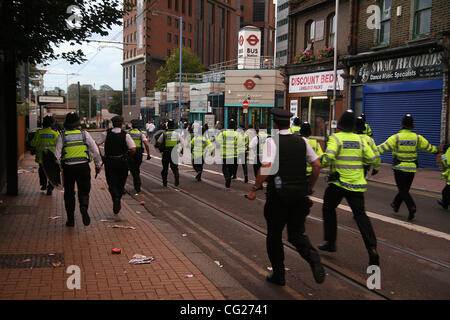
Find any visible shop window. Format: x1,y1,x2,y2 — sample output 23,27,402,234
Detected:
413,0,432,38
326,13,335,48
377,0,391,45
305,20,315,50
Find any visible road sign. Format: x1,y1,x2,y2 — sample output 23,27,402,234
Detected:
38,95,65,104
243,100,249,109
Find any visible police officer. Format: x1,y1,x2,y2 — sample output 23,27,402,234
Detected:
355,116,380,177
97,116,136,214
54,112,102,227
216,119,238,189
377,114,439,221
191,125,212,181
235,124,249,183
246,108,325,286
128,119,151,194
361,114,373,137
157,119,183,187
319,110,380,267
438,144,450,210
300,121,323,196
249,123,269,183
289,117,301,135
30,115,60,195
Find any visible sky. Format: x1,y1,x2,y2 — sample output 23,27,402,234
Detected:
40,0,278,94
39,22,124,92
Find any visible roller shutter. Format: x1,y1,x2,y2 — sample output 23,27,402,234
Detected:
362,79,442,168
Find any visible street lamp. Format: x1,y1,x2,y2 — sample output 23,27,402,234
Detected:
152,10,183,127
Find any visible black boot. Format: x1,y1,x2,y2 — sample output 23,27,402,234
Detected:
113,198,121,214
408,206,416,221
266,271,285,286
174,175,179,186
66,212,75,227
437,199,449,210
368,248,380,266
308,250,326,284
80,206,90,226
390,202,399,213
318,242,337,252
195,172,202,181
244,176,248,183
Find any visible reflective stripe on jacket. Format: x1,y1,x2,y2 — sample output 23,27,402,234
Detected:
321,132,378,192
377,129,438,173
61,129,90,163
129,129,143,148
30,127,59,164
289,126,301,135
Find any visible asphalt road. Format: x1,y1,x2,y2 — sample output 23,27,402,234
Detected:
91,132,450,300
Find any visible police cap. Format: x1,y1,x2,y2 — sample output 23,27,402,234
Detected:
270,108,293,121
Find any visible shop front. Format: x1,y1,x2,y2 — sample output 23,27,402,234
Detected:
349,51,445,168
189,82,225,125
288,69,346,145
224,69,284,129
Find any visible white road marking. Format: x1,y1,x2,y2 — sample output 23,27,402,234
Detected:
148,154,450,242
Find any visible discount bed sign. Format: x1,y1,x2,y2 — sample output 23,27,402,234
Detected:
289,70,344,93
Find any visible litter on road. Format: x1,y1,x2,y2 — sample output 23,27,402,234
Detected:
128,254,154,265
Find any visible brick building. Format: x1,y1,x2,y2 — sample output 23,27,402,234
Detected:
284,0,351,147
122,0,243,122
343,0,450,168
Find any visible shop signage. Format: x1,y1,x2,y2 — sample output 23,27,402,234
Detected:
289,70,344,93
353,52,443,84
38,95,65,104
290,100,298,121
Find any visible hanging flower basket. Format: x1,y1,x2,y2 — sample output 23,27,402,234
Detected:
318,46,334,59
295,50,315,64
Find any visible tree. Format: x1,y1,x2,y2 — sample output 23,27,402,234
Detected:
108,91,123,115
0,0,132,194
155,46,205,91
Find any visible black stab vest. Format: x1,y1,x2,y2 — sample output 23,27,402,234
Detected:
105,129,128,157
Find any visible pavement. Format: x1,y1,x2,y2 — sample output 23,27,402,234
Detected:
0,152,444,300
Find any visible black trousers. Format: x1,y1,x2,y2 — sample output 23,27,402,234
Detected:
253,162,261,179
264,190,318,274
62,162,91,221
393,170,416,212
192,158,203,175
322,183,377,252
128,149,143,192
442,184,450,206
38,164,53,190
105,158,129,202
222,157,237,187
161,150,179,183
235,153,248,178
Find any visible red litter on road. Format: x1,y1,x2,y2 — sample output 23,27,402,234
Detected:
112,248,122,254
140,201,145,205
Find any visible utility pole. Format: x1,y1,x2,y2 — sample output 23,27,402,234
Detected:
77,81,81,116
331,0,339,134
88,85,91,124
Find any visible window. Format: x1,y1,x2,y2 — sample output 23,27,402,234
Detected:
207,2,214,25
168,0,171,8
377,0,391,44
414,0,432,38
326,13,336,47
188,23,192,32
189,0,192,16
188,39,192,48
276,34,288,43
305,20,315,48
174,34,178,44
182,0,185,13
167,33,172,42
168,16,171,26
253,0,265,22
175,0,179,11
277,18,288,27
167,49,171,57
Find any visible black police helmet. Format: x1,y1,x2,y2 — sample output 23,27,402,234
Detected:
337,110,356,132
293,117,300,126
64,112,80,129
355,116,366,134
131,119,140,128
167,119,175,129
300,122,312,137
361,113,366,122
228,119,236,129
42,115,55,128
402,114,414,129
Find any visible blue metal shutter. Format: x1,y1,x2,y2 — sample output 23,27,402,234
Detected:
362,79,442,168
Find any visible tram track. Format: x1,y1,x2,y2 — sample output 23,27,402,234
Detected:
137,167,391,300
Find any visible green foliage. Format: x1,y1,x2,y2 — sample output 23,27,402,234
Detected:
108,91,123,115
155,47,205,91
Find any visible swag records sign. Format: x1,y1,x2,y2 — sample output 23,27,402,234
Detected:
353,52,443,84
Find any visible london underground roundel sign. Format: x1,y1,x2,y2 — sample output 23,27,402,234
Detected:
247,34,259,46
238,35,244,46
244,79,256,90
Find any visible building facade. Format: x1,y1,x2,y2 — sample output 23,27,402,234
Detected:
284,0,351,147
343,0,450,168
275,0,290,66
122,0,242,122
